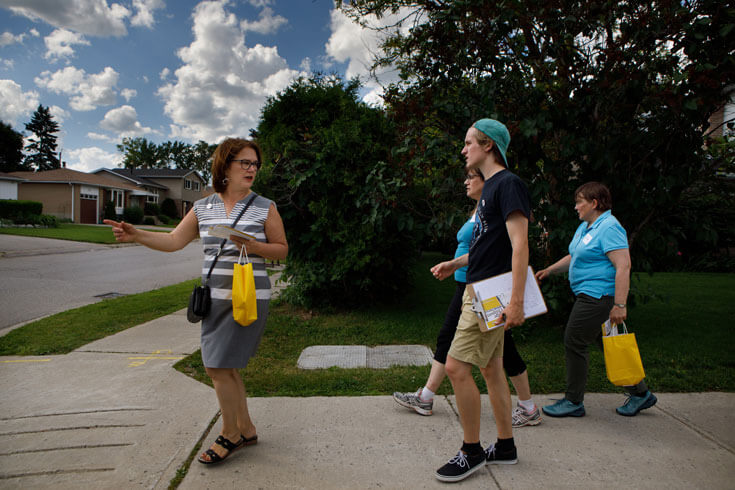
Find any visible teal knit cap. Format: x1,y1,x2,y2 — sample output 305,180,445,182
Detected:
473,118,510,167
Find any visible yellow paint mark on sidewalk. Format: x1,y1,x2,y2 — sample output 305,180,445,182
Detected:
128,350,183,367
1,359,52,363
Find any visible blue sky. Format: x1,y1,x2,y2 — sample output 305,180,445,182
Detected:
0,0,405,172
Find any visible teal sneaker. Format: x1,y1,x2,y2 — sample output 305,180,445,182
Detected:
616,391,657,417
542,398,585,417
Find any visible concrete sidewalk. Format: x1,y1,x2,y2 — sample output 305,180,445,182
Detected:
1,308,734,489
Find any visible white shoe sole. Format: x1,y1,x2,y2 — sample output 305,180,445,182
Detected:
392,395,432,416
435,461,486,482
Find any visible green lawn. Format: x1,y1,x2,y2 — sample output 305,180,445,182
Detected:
175,256,735,396
0,223,167,244
2,253,733,394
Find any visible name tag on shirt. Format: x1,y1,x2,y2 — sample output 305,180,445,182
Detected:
582,233,593,245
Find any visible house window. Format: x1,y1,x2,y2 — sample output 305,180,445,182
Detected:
184,179,192,190
193,181,200,191
146,189,159,203
112,190,123,208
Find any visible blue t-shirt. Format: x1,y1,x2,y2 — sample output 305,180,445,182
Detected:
453,214,476,283
568,210,628,298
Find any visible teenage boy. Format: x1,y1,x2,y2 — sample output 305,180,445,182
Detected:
435,119,530,483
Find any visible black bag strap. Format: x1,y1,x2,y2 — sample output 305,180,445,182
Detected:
204,193,257,283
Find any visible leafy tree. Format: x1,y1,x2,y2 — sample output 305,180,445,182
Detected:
117,137,163,169
0,121,28,172
255,75,420,308
23,105,60,171
342,0,735,287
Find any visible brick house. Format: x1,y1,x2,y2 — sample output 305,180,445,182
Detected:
8,168,139,223
93,168,207,218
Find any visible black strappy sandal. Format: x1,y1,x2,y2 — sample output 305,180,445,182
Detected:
197,435,245,465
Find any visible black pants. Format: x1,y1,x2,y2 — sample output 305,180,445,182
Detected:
564,293,647,403
435,282,527,376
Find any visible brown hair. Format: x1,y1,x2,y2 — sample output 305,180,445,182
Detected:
472,127,505,166
574,181,612,211
211,138,262,193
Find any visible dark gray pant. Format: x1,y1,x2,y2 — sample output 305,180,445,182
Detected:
565,293,647,403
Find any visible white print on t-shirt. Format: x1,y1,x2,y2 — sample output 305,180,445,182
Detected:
582,233,593,245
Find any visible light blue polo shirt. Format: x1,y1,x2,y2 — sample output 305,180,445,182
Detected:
454,214,476,283
568,210,628,298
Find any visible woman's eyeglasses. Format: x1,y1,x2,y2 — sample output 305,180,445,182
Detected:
231,159,261,171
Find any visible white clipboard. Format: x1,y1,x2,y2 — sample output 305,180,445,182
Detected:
467,266,547,332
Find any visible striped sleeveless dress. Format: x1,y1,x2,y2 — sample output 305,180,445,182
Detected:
193,192,273,368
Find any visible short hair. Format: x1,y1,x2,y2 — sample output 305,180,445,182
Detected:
575,181,612,211
211,138,262,193
472,127,505,166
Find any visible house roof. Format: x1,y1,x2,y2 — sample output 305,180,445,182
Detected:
133,168,205,182
0,172,27,182
8,168,139,191
93,168,169,190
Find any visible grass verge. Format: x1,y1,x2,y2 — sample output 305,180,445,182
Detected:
0,279,198,355
174,256,735,395
0,223,167,244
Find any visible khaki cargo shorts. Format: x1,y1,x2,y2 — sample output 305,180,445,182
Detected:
447,290,504,368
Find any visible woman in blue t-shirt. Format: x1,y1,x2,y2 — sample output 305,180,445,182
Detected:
393,169,541,428
536,182,656,417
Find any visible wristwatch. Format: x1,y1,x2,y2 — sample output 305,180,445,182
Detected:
614,303,626,308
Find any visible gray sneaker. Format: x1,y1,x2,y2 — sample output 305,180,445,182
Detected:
392,388,433,416
512,404,542,427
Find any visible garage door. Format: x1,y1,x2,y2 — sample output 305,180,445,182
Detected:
80,194,98,223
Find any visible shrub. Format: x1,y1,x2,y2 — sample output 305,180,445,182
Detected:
39,214,59,228
144,202,160,216
157,214,170,225
0,200,43,220
103,201,117,220
143,216,155,225
161,198,178,219
122,206,144,224
256,76,420,308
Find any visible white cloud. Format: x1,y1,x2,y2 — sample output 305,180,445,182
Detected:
247,0,273,7
159,67,170,80
44,28,90,61
325,8,417,104
158,0,303,142
29,28,40,37
99,104,153,137
1,0,131,37
0,79,40,126
1,59,14,70
130,0,165,28
35,65,119,111
240,7,287,35
121,88,136,101
48,104,70,123
0,31,25,47
65,146,121,172
87,131,116,142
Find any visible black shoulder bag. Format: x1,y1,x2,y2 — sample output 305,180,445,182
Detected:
187,194,257,323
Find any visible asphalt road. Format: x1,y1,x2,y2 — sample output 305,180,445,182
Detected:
0,234,202,332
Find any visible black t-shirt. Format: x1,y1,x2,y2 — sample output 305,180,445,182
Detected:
467,169,530,283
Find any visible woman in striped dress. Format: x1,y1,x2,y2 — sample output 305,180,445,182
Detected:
104,138,288,465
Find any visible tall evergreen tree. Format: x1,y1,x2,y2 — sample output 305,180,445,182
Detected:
24,105,60,171
0,121,28,172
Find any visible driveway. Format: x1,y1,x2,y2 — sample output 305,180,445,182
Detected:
0,235,202,332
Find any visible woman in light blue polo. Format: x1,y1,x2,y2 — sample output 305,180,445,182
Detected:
535,182,656,417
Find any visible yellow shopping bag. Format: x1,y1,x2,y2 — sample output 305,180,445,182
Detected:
601,321,645,386
232,245,257,326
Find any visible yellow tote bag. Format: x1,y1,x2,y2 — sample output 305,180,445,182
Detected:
232,245,257,326
601,321,645,386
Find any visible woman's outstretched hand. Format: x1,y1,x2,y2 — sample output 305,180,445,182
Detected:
103,219,138,243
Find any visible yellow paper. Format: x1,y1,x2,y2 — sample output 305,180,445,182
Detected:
232,262,257,326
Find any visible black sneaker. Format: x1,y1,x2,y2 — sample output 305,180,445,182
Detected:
435,450,487,482
485,443,518,465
